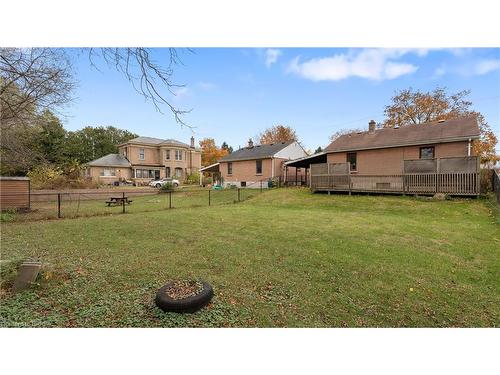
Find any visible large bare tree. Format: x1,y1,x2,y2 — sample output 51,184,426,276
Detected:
0,48,75,127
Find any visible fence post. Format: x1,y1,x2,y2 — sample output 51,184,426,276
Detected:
57,193,61,218
260,180,263,193
169,191,172,209
208,189,211,206
238,188,241,202
348,174,351,196
122,191,126,214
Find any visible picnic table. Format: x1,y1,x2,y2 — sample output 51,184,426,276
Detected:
106,196,133,206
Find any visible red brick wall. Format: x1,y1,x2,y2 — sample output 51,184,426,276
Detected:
327,141,473,174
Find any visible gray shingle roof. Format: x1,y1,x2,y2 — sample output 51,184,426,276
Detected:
86,154,131,167
220,142,292,162
128,136,190,147
325,117,480,153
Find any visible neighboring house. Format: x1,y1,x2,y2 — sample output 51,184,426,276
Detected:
324,117,480,174
214,139,307,188
86,136,202,185
287,117,481,195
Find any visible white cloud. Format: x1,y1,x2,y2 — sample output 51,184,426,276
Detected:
474,59,500,75
287,49,420,82
172,86,190,98
433,66,446,78
199,81,216,90
265,48,282,67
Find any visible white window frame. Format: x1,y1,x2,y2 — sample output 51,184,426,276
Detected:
101,168,116,177
165,149,170,160
175,149,182,161
139,148,145,160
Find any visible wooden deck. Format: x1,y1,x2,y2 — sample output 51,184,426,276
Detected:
310,159,480,196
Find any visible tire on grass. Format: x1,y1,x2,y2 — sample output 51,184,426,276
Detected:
155,281,213,313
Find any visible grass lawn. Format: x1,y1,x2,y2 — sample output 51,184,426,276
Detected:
1,189,499,327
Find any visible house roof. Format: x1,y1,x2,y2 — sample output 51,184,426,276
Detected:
219,142,293,162
325,117,480,153
126,136,191,148
86,154,131,167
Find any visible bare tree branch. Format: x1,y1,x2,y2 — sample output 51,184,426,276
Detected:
87,48,193,128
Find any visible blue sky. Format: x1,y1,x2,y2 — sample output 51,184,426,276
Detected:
65,48,500,152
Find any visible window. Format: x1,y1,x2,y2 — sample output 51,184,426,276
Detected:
175,150,182,160
166,167,171,177
347,152,357,171
256,160,262,174
139,148,145,160
241,181,246,187
165,150,170,160
135,169,159,179
227,162,233,175
122,148,127,158
100,168,116,177
420,146,435,159
175,167,183,178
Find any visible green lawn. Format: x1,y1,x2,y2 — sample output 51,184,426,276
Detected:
1,189,499,327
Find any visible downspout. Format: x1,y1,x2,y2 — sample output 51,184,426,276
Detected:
271,157,275,178
467,138,472,157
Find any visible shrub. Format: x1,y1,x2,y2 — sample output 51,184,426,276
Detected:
480,169,494,193
27,164,97,190
186,172,200,185
159,182,174,192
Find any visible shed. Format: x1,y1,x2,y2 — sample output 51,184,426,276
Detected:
0,177,30,210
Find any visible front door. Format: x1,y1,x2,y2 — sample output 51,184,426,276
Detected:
166,167,171,178
155,170,160,180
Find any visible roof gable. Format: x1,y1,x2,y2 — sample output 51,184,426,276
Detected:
220,142,293,162
325,117,480,153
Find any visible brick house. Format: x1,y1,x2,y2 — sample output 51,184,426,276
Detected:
286,117,481,195
324,117,480,175
203,139,307,188
86,136,202,185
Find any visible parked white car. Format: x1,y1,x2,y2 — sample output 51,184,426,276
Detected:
149,178,180,188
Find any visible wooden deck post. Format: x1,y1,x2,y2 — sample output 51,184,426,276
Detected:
122,191,126,213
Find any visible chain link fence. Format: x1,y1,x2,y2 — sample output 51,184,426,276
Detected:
1,187,264,222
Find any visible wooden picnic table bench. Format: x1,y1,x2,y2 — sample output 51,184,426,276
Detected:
106,196,133,206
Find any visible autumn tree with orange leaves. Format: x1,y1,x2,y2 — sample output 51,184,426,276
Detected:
383,87,498,165
199,138,229,166
258,125,298,145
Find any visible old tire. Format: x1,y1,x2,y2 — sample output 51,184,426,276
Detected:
155,281,213,313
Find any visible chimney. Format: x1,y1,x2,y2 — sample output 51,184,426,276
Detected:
368,120,376,133
248,138,254,148
190,136,195,148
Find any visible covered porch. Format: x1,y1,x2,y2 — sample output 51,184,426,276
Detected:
283,152,327,186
